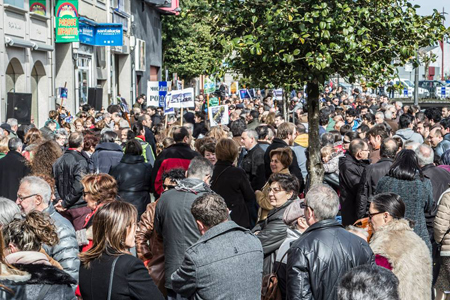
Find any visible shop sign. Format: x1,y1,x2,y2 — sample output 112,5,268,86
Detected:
55,0,79,43
95,25,123,46
30,0,46,15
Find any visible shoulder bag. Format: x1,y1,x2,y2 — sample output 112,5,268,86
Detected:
261,251,289,300
107,256,121,300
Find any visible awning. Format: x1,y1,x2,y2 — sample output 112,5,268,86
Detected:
33,42,54,52
5,37,34,49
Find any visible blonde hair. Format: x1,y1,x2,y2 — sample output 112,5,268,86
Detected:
320,146,335,158
81,174,118,205
0,136,9,153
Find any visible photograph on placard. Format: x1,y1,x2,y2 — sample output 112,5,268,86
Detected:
208,105,229,127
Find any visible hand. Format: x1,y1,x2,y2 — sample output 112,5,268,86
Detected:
54,200,67,212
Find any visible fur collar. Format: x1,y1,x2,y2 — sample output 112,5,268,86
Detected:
12,263,76,285
0,264,31,282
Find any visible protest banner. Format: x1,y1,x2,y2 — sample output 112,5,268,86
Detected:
147,81,159,107
208,105,229,127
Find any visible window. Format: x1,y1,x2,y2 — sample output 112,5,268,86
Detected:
4,0,24,8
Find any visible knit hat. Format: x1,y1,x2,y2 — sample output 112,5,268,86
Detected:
283,199,305,227
0,123,11,133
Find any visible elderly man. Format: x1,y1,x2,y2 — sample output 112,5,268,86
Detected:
16,176,80,281
428,128,450,159
6,118,18,139
171,193,263,299
0,138,30,200
287,184,374,300
241,129,266,191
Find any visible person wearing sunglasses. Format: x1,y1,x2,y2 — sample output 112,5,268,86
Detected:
369,192,432,300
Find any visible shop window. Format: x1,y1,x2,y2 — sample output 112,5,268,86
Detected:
4,0,24,8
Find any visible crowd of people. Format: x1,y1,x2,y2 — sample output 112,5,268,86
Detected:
0,87,449,299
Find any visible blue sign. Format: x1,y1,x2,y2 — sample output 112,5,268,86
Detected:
79,20,123,46
442,86,446,97
403,88,408,96
159,81,167,108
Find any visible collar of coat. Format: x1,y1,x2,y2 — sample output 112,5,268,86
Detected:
302,219,343,235
197,221,249,243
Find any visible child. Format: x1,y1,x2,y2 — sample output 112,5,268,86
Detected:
321,145,344,175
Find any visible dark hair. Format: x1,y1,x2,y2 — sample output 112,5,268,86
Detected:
366,124,389,140
340,124,352,136
195,111,206,121
250,110,259,120
380,138,398,159
124,139,143,155
172,126,190,143
441,149,450,165
346,108,358,117
82,104,91,112
132,122,145,137
370,192,405,220
101,131,118,143
83,134,100,151
357,124,370,135
348,139,367,157
68,132,83,148
162,168,186,184
267,173,299,200
296,124,307,134
388,149,424,181
399,114,413,129
319,112,329,126
321,132,334,146
362,113,375,125
270,147,293,168
441,117,450,130
200,142,216,156
338,264,400,300
230,119,246,137
424,107,442,123
191,193,229,228
215,138,239,163
256,125,269,139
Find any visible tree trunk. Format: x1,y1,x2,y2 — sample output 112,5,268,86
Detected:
306,81,324,187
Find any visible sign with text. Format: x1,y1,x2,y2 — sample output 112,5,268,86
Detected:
164,93,175,115
55,0,79,43
239,89,250,100
167,88,195,109
79,22,123,46
159,81,168,108
147,81,159,107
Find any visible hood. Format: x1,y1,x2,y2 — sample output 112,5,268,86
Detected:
95,142,123,152
175,178,212,194
294,133,309,148
6,251,51,266
395,128,415,140
120,153,145,164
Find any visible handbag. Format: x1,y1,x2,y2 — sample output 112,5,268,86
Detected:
261,251,288,300
107,256,121,300
353,217,373,242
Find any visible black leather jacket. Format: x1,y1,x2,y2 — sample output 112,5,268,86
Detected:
286,219,375,300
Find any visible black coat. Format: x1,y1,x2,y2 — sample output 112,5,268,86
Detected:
211,160,256,229
338,154,369,225
79,253,164,300
286,219,375,300
193,122,208,138
0,151,30,200
89,142,123,174
144,126,157,156
263,138,304,192
242,145,266,191
109,154,152,218
3,263,77,300
53,150,89,209
356,157,393,219
422,164,450,236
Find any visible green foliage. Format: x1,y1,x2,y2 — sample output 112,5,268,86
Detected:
207,0,448,88
162,0,225,82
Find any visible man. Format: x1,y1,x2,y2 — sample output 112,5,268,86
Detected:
0,123,11,136
111,109,130,128
356,138,398,219
440,117,450,144
40,119,57,141
17,176,80,281
442,107,450,119
148,106,162,126
428,128,450,158
366,124,389,164
89,131,123,173
171,193,263,299
155,157,214,299
139,113,157,155
292,124,309,179
274,113,285,128
394,114,424,144
263,122,304,192
246,110,260,130
339,139,370,225
424,107,442,131
0,138,30,200
6,118,18,139
374,112,385,125
152,126,200,196
338,265,400,300
345,108,360,132
287,184,374,300
416,144,450,285
384,108,398,133
256,125,273,152
53,132,91,231
134,95,146,110
241,129,266,191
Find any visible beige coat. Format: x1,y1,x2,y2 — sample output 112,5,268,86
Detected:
370,219,432,300
434,188,450,256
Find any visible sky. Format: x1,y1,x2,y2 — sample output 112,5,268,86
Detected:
411,0,449,26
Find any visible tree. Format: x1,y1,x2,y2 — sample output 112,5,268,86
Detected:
207,0,447,185
162,0,225,83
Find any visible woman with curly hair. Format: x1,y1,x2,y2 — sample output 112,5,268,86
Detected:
2,211,77,299
31,140,63,177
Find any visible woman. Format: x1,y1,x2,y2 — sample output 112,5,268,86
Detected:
84,116,95,130
31,140,63,177
200,142,217,165
0,135,8,159
22,128,42,161
369,193,432,300
256,147,292,222
434,187,450,299
375,150,433,251
79,201,164,300
74,119,84,133
252,173,299,275
110,139,152,218
2,211,76,299
211,138,256,229
83,134,100,158
80,173,118,252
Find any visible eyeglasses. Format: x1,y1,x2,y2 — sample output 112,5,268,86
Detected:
368,211,385,220
17,194,37,202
